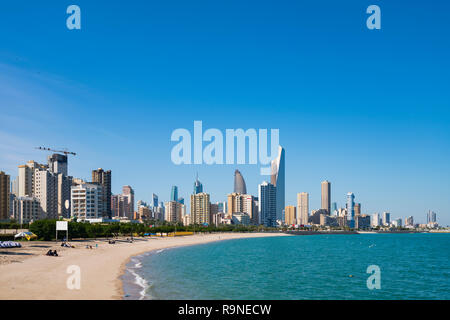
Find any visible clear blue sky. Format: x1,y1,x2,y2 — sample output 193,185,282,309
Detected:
0,1,449,225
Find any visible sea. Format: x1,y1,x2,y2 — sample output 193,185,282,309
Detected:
121,233,450,300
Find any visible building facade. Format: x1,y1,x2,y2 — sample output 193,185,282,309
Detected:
321,180,331,214
71,183,104,221
284,205,296,225
190,192,211,225
92,168,112,218
0,171,10,220
297,192,309,225
270,146,285,222
258,181,277,227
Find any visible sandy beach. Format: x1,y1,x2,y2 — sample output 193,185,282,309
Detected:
0,232,287,300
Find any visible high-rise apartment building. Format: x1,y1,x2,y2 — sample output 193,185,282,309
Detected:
284,205,296,225
321,180,331,214
258,181,277,227
18,160,47,197
13,196,41,224
372,213,380,227
190,192,211,224
48,154,68,176
71,183,104,221
354,203,361,216
34,169,58,219
297,192,309,225
92,168,112,218
122,185,135,219
0,171,10,220
165,201,184,223
270,146,285,222
227,193,257,224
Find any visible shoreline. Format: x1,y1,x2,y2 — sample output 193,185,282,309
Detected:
0,232,288,300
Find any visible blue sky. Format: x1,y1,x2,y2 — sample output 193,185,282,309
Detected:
0,0,449,225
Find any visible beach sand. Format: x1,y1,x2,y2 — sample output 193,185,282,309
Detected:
0,232,287,300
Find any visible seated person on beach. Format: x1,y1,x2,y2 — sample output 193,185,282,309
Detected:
53,250,58,256
46,250,53,256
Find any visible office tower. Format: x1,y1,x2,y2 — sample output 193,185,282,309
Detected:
13,197,41,224
190,192,211,224
270,146,285,222
34,169,58,219
0,171,10,220
355,214,371,229
427,210,436,223
405,216,414,226
152,193,158,208
346,192,355,228
321,180,331,214
165,201,183,223
18,160,47,197
171,186,178,202
285,205,296,225
372,213,380,227
92,168,112,218
193,174,203,194
382,212,391,225
331,202,337,215
178,197,184,205
258,181,277,227
47,153,68,176
71,183,104,221
234,169,247,194
297,192,309,225
354,203,361,216
122,185,135,219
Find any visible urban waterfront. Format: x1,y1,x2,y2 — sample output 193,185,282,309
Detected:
124,233,450,300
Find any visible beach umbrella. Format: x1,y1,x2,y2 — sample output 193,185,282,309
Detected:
14,231,37,241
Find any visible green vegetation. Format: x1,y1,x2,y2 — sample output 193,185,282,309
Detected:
28,219,279,241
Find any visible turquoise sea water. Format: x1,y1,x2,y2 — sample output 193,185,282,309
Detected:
123,233,450,300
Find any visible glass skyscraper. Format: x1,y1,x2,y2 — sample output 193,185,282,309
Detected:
346,192,355,228
258,181,277,227
270,146,285,222
193,174,203,194
171,186,178,202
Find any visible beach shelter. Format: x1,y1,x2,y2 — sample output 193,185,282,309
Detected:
14,231,37,241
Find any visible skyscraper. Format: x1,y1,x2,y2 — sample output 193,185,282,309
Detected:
152,193,159,208
297,192,309,225
258,181,277,227
227,193,257,224
233,169,247,194
346,192,355,228
165,201,183,223
427,210,436,223
171,186,178,202
270,146,285,222
47,154,68,176
382,212,390,225
0,171,10,221
354,203,361,216
122,185,135,219
321,180,331,214
190,192,211,225
331,202,338,215
372,213,380,227
71,183,104,221
34,169,58,219
92,168,112,218
193,174,203,194
284,205,296,225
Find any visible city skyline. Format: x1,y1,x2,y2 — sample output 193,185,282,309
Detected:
0,1,449,225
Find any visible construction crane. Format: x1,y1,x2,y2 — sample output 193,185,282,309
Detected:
35,146,77,156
